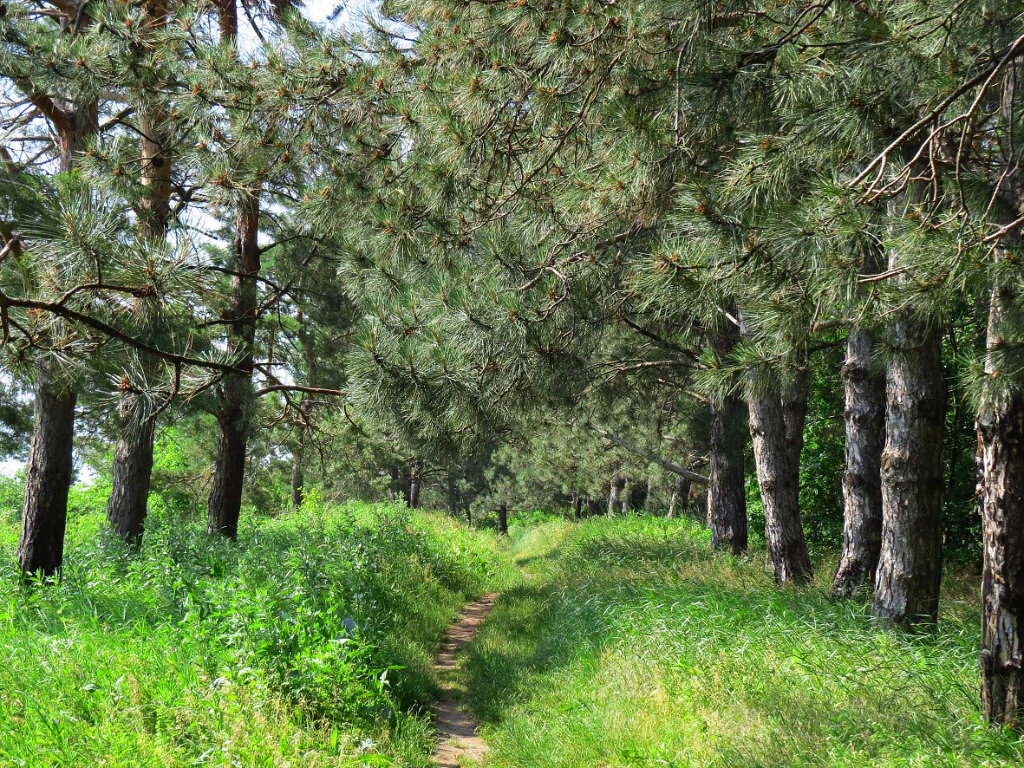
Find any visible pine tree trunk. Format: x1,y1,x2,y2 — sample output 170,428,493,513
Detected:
405,461,422,508
977,260,1024,726
708,394,748,553
572,492,583,520
290,445,304,509
497,503,509,535
18,86,95,576
207,196,260,539
872,309,946,626
668,475,691,520
608,471,624,515
105,407,156,543
18,373,76,579
107,13,171,543
833,326,885,597
747,375,813,584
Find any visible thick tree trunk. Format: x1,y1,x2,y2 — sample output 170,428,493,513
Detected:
872,312,946,626
207,196,260,539
747,374,813,584
977,262,1024,726
105,408,156,543
18,87,95,575
833,326,885,597
18,373,76,579
707,394,748,553
497,503,509,535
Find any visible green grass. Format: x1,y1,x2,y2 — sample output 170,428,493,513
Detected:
0,498,518,767
464,517,1024,768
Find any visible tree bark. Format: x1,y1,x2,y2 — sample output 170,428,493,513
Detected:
572,491,583,520
497,503,509,536
207,196,260,539
668,475,691,519
106,0,171,543
707,393,748,553
977,254,1024,726
106,408,156,543
608,471,624,515
747,372,813,584
833,325,885,597
872,311,946,626
17,373,76,579
290,445,304,509
18,70,96,576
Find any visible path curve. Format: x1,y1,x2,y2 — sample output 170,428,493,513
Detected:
431,593,499,767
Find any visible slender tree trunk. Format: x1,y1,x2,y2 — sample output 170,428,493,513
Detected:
707,394,748,553
106,2,171,543
406,461,422,508
290,444,304,509
668,475,691,519
497,504,509,536
977,251,1024,725
18,374,76,579
572,491,583,521
207,196,260,539
872,302,946,625
608,471,624,515
833,325,885,597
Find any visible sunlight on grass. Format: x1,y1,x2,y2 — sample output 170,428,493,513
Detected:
467,517,1024,768
0,500,518,767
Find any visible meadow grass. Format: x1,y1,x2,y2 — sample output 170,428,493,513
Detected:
464,516,1024,768
0,497,518,767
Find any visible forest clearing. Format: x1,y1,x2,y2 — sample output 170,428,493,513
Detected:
3,0,1024,765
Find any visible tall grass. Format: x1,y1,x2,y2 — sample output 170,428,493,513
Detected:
466,517,1024,768
0,498,518,767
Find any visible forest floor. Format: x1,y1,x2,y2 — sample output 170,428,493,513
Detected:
458,516,1024,768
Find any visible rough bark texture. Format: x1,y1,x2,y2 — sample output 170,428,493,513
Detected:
207,196,260,539
707,394,748,553
747,375,813,584
668,475,691,519
833,326,885,597
872,309,947,626
18,374,77,578
290,446,304,509
106,6,170,542
105,408,156,543
18,74,95,576
608,471,624,515
978,265,1024,726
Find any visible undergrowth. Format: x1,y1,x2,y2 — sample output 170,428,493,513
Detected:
466,517,1024,768
0,498,517,767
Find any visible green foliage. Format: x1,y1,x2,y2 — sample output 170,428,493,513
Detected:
0,498,516,766
464,519,1024,767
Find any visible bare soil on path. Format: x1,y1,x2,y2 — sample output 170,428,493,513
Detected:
431,593,500,767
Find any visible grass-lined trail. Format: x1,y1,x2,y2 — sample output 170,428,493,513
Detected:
458,518,1024,768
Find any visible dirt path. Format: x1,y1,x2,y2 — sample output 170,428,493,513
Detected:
431,593,499,767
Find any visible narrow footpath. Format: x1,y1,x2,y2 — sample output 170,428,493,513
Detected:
431,593,500,767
